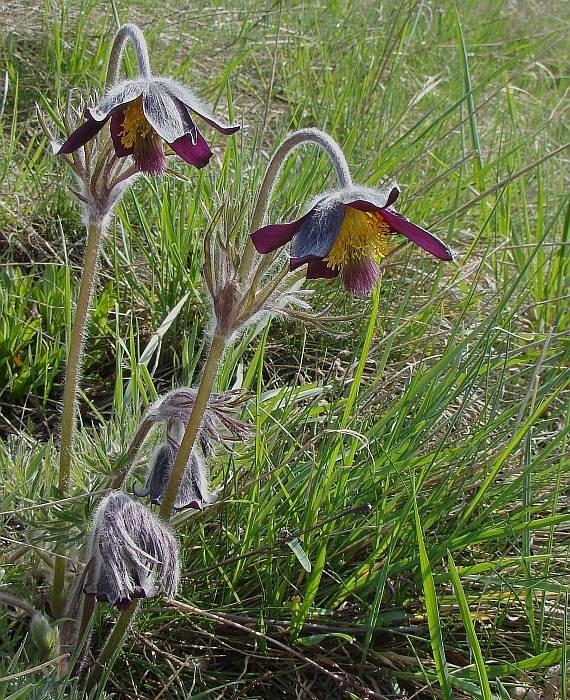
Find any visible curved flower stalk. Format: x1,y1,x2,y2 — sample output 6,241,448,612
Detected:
86,492,179,611
249,134,454,296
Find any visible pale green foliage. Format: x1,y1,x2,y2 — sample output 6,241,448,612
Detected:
0,0,568,697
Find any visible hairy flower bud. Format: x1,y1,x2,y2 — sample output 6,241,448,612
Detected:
134,441,213,511
86,492,179,611
30,612,60,661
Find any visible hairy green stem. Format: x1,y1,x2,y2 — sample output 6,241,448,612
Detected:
52,219,105,618
84,601,137,693
239,128,352,279
106,23,151,87
159,334,228,518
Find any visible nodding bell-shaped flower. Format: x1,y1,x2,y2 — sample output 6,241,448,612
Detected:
58,24,239,175
86,492,179,611
131,389,249,510
134,440,213,511
59,78,239,175
251,185,454,296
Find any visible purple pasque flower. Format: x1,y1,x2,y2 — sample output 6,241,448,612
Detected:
59,77,239,175
133,426,213,512
250,185,454,296
86,492,179,611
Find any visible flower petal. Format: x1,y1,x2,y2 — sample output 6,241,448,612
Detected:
289,255,339,279
291,199,345,258
251,215,309,254
142,84,195,143
339,184,400,210
341,258,381,295
88,79,147,121
380,208,454,261
346,187,399,211
110,107,134,157
156,78,240,134
169,128,213,169
306,258,339,279
58,116,108,154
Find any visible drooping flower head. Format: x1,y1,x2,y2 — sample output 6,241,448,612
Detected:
59,78,239,175
134,443,212,511
59,30,239,175
251,185,453,296
86,492,179,611
132,388,250,510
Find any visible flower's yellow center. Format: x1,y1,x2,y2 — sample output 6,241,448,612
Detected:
119,98,155,148
324,207,392,270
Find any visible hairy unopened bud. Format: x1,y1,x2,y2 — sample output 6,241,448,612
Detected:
134,442,213,510
30,612,59,660
86,492,179,611
212,278,241,338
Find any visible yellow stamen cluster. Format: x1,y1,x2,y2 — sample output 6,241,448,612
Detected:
324,206,392,270
119,98,156,148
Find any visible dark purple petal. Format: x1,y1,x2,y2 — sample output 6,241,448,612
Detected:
169,128,212,169
306,258,339,280
345,200,383,213
110,108,134,157
251,215,309,254
289,255,339,279
289,254,315,271
58,116,108,154
386,186,400,207
341,258,381,296
291,199,345,259
380,208,454,261
134,137,166,175
192,112,240,135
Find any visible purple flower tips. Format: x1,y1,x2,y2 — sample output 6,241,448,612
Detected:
86,492,179,610
250,185,454,296
59,77,239,175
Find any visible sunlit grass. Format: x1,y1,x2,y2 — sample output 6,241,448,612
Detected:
0,0,568,697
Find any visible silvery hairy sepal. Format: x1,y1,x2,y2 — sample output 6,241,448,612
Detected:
134,439,214,511
86,492,179,611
